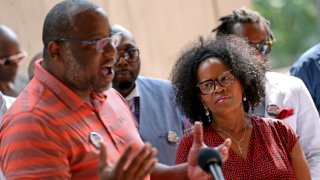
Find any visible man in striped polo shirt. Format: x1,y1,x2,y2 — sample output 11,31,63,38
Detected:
0,0,230,179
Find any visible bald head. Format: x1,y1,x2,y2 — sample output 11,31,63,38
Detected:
0,24,18,41
111,24,136,43
42,0,100,59
0,24,23,88
0,24,21,57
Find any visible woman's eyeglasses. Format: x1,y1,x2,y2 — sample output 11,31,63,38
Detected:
55,32,122,53
115,48,140,63
0,51,27,65
197,70,235,95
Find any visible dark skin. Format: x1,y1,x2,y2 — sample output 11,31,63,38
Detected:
232,22,269,62
43,8,117,103
99,122,231,180
0,25,22,97
44,8,158,179
43,7,231,179
112,25,140,97
198,58,252,161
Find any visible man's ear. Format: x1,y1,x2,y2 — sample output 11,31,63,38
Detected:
48,41,61,60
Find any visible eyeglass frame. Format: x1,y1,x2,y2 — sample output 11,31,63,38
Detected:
115,48,140,63
54,32,122,53
0,51,27,65
249,40,272,55
197,70,236,95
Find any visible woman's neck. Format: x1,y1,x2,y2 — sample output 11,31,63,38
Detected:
211,111,248,133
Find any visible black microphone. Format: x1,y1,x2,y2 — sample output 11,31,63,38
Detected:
198,147,225,180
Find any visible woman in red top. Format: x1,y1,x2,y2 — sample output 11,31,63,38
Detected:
171,35,310,179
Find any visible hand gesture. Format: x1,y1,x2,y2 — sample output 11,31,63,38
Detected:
99,142,158,180
187,122,231,179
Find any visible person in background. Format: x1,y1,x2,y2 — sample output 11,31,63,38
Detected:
111,24,184,165
0,24,28,97
0,91,14,121
173,35,310,179
0,0,230,179
28,51,43,80
212,8,320,178
291,43,320,114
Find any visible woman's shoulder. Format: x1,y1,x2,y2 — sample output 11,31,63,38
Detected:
252,115,287,127
252,115,296,137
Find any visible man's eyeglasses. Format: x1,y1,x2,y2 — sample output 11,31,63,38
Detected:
250,40,272,55
115,48,140,63
55,32,122,53
0,51,27,65
197,70,235,95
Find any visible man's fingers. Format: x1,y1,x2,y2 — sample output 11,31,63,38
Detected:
135,159,158,180
193,121,203,145
99,142,107,172
134,147,158,179
114,143,133,174
126,143,157,178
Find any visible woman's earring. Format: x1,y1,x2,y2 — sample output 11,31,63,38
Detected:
204,106,211,122
243,93,247,101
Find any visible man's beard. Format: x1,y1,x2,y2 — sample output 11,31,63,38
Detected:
115,80,133,90
64,49,111,93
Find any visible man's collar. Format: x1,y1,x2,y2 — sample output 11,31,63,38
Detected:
34,59,107,110
125,83,139,101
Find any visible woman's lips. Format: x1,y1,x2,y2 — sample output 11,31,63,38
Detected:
215,95,230,104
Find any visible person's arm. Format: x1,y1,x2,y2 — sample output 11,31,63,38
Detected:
290,59,320,113
151,163,188,180
295,80,320,178
291,141,311,180
99,142,158,180
99,122,231,180
151,122,231,180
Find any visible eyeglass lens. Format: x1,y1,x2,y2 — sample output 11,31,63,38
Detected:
116,48,139,63
96,33,122,53
252,41,272,55
0,52,26,65
198,70,235,95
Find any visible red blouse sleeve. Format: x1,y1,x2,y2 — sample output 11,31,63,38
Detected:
176,134,193,164
267,119,299,154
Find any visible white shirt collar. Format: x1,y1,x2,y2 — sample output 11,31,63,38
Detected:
125,83,140,101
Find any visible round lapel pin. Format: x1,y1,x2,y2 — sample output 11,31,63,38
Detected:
89,132,103,149
267,104,280,117
167,131,179,144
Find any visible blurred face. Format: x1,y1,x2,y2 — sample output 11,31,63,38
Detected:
232,22,270,62
0,37,23,82
112,32,140,93
58,8,117,92
197,58,244,115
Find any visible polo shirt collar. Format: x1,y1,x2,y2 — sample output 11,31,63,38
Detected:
34,59,106,110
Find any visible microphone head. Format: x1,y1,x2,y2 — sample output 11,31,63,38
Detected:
198,147,223,172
